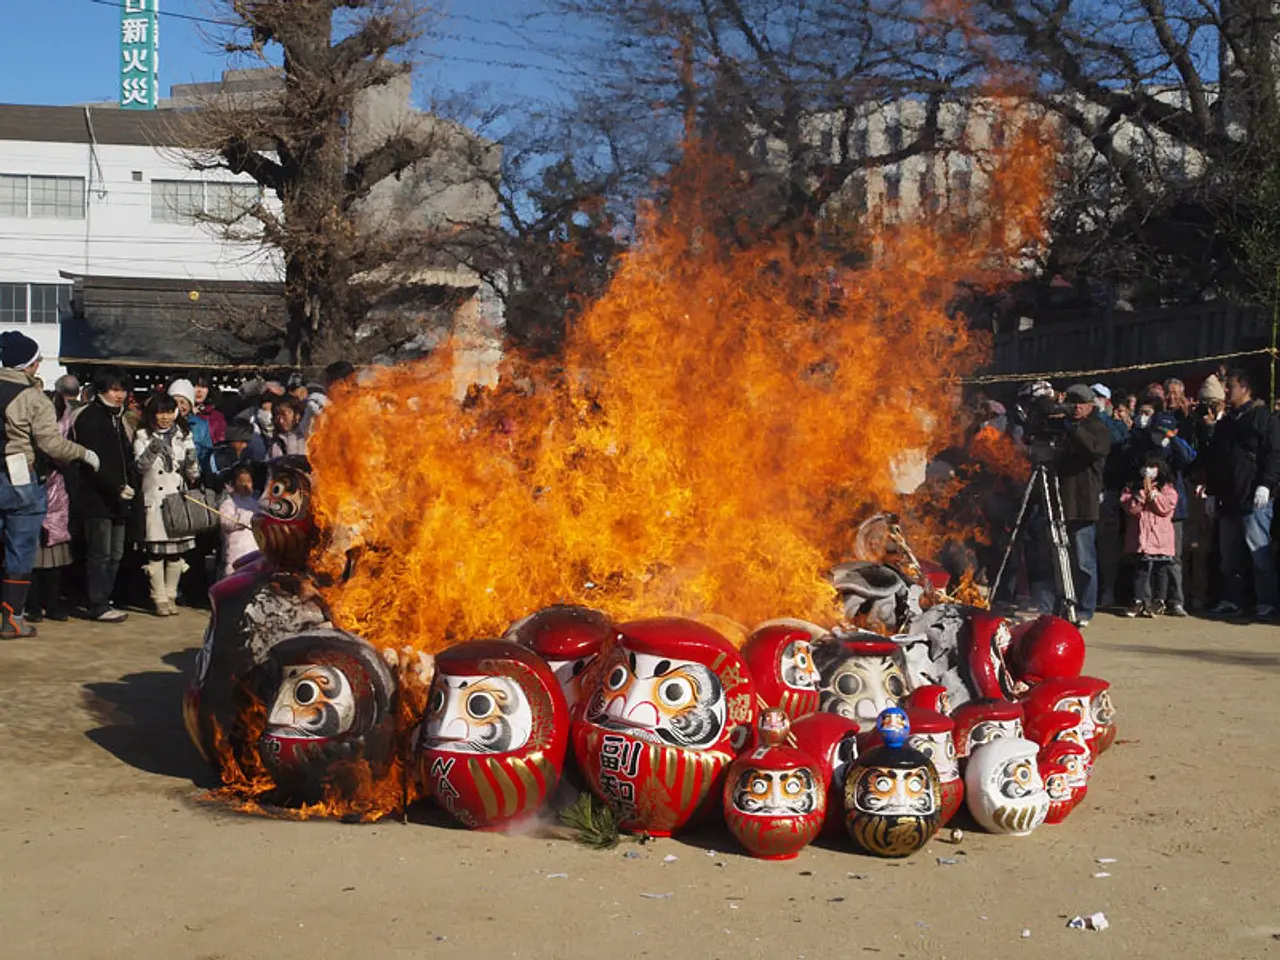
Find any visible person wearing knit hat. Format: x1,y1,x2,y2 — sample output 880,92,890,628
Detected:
168,377,213,480
0,331,101,637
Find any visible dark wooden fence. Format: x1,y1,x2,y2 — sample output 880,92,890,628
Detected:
989,303,1271,376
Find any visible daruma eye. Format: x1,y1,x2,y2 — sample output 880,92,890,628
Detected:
874,775,893,793
750,777,769,795
885,674,906,697
784,777,803,795
428,687,445,713
294,680,318,705
466,692,494,719
606,666,629,691
657,677,693,708
836,672,863,695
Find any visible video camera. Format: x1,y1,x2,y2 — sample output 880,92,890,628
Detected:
1016,393,1072,465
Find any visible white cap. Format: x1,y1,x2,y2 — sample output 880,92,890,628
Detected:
1090,383,1111,400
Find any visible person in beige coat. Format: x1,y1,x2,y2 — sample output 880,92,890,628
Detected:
134,394,200,616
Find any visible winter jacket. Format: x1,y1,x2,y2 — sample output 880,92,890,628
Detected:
1121,483,1179,556
1126,432,1197,520
1100,411,1132,491
1203,400,1280,515
70,397,137,520
188,414,214,477
267,429,307,459
41,405,77,549
218,491,258,578
134,426,201,544
300,390,329,437
193,405,226,444
1055,411,1112,523
0,367,88,474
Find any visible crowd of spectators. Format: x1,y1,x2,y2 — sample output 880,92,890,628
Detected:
974,365,1280,625
0,327,353,634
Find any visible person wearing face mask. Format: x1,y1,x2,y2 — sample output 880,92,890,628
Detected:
134,394,201,617
1204,368,1280,620
1121,456,1179,617
69,368,137,623
1133,412,1197,615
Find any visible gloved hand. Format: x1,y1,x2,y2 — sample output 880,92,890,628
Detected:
1205,495,1216,518
148,435,166,454
1254,486,1272,512
119,484,136,501
82,449,100,472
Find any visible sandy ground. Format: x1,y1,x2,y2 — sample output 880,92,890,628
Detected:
1,609,1278,960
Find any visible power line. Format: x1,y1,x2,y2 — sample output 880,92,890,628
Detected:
86,0,237,27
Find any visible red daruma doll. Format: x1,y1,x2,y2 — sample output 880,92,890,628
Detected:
574,618,757,837
741,620,824,720
416,640,568,830
723,709,827,860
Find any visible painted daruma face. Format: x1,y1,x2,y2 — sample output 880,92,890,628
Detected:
742,621,826,721
814,639,910,729
587,648,726,749
266,664,356,738
731,767,820,816
780,640,820,690
421,674,533,755
911,731,958,783
251,456,315,568
851,766,937,817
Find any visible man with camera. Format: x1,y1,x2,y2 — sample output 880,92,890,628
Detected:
1054,383,1114,626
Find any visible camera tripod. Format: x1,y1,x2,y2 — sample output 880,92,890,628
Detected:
992,462,1079,625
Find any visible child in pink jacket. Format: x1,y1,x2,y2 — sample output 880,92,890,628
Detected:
1121,457,1179,618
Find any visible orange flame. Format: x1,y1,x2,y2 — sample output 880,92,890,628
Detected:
308,126,1055,655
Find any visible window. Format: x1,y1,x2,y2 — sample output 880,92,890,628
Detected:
0,284,26,325
29,284,70,324
206,181,261,220
0,175,27,217
29,176,85,219
152,180,204,222
153,179,260,222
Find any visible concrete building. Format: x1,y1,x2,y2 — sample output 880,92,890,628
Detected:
0,68,501,389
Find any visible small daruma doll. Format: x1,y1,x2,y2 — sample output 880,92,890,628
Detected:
723,709,826,860
904,708,963,827
416,640,568,830
506,604,611,714
251,455,316,569
965,737,1050,836
255,629,399,807
575,618,757,836
844,707,942,858
951,699,1024,769
1039,760,1075,824
1090,681,1117,755
1019,677,1102,759
742,620,824,720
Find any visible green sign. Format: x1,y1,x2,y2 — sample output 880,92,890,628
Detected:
120,0,160,110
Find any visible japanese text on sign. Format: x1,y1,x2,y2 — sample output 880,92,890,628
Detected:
120,0,159,110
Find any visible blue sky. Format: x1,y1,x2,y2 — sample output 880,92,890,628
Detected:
0,0,577,109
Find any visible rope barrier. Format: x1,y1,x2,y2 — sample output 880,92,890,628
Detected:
957,347,1280,386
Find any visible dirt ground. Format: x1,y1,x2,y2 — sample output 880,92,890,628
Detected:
1,609,1278,960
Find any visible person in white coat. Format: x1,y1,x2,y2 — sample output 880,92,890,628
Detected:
134,394,201,616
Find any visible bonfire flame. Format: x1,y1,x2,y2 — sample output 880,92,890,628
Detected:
307,130,1054,656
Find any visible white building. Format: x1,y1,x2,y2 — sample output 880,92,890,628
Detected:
0,103,278,381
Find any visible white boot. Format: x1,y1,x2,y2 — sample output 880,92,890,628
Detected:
164,559,188,615
145,561,170,617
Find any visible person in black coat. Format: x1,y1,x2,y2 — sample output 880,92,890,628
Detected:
1204,368,1280,619
1054,384,1113,625
70,368,138,622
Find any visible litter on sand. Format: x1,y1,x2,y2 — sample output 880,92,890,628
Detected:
1096,857,1118,864
663,854,678,863
1020,929,1032,939
1093,872,1112,878
641,893,674,900
546,873,569,879
936,857,960,866
1067,912,1110,931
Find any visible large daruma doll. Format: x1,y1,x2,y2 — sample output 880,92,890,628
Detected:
575,618,757,837
416,640,568,830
